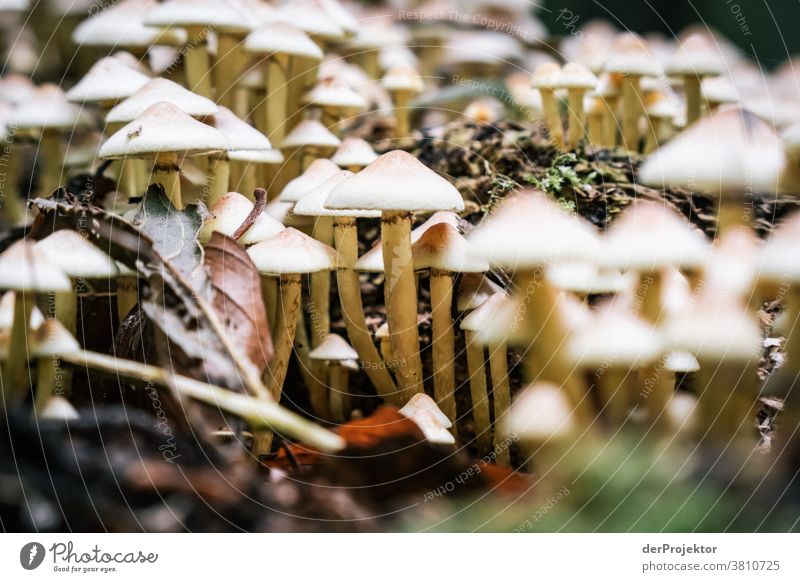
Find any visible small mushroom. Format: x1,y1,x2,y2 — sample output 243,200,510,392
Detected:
559,62,599,150
531,62,565,149
399,393,455,446
381,65,424,138
309,333,359,422
665,34,725,125
330,136,378,172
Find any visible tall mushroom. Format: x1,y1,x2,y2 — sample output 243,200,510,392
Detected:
325,150,465,402
665,33,725,125
531,62,564,149
560,62,598,150
292,170,398,402
412,222,489,424
100,101,229,210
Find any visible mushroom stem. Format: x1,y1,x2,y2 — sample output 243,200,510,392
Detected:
684,75,703,125
391,89,412,139
60,349,345,453
206,155,230,207
184,25,213,98
40,130,63,195
294,305,329,418
357,51,380,79
380,210,424,401
53,287,76,397
151,151,182,210
540,89,564,149
716,199,744,236
488,341,511,464
286,56,310,133
602,96,619,147
3,291,34,407
333,217,398,402
310,217,334,347
214,33,241,109
566,89,588,149
379,335,393,362
266,53,290,145
329,362,346,423
620,74,642,151
430,268,456,422
597,368,631,423
587,109,605,149
264,273,302,399
695,358,759,442
260,274,277,329
464,329,492,453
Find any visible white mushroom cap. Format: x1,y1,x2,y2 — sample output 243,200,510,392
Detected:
100,101,229,159
645,92,679,120
280,119,341,150
325,150,465,213
379,45,419,71
444,30,520,67
36,230,120,279
278,158,341,203
106,77,219,124
640,106,786,196
304,80,367,110
460,291,507,334
559,62,599,90
456,273,505,312
0,240,71,292
547,262,627,295
66,57,151,105
703,227,760,299
565,303,662,368
265,199,315,229
227,148,284,164
244,21,324,60
246,227,342,275
412,222,489,273
294,171,380,218
531,62,562,90
604,32,660,76
0,292,44,330
757,210,800,283
308,333,358,361
0,73,35,106
702,76,739,105
664,293,762,361
399,393,454,445
272,0,345,41
39,396,80,421
31,318,81,357
208,106,274,152
503,382,576,445
381,65,425,94
664,350,701,373
198,192,285,245
10,84,92,131
600,201,711,272
468,189,600,268
665,33,726,78
144,0,251,32
330,137,378,169
72,0,187,48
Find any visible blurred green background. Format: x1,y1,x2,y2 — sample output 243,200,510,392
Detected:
539,0,799,68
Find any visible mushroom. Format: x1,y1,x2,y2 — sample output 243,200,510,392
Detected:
399,393,455,446
325,151,465,402
467,189,600,421
10,84,92,196
204,106,275,207
243,21,324,145
292,171,398,402
592,72,623,147
308,333,359,422
227,147,285,201
303,78,367,130
531,62,565,149
412,222,489,424
456,273,505,312
640,106,786,235
643,92,678,153
100,101,229,209
246,228,342,407
279,119,341,188
460,292,511,461
381,65,424,138
665,34,725,125
603,33,659,151
0,240,70,407
198,191,285,245
278,157,341,207
66,56,151,112
330,136,378,172
105,77,219,125
702,76,739,112
143,0,251,99
560,62,598,150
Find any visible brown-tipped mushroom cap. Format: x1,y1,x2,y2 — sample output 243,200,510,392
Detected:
0,240,71,292
308,333,358,361
106,77,219,124
198,192,285,245
325,150,464,213
246,227,342,275
66,57,150,105
468,189,600,268
100,101,229,159
411,222,489,273
36,230,120,279
278,158,341,203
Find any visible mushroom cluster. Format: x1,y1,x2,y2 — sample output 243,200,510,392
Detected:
2,2,800,483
